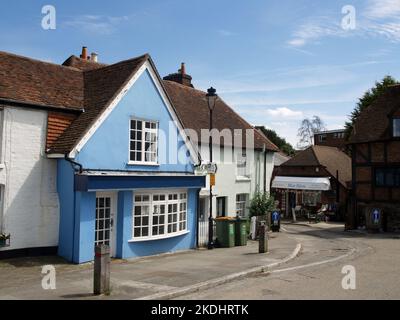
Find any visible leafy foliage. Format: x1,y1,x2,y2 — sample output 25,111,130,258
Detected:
249,192,275,217
0,233,10,240
344,75,399,140
256,126,295,156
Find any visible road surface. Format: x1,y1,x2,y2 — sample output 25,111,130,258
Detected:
178,223,400,300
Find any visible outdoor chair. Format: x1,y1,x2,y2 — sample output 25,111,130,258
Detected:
307,208,323,223
294,205,303,217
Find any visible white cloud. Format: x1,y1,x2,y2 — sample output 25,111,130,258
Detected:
287,1,400,48
287,17,347,47
364,0,400,19
63,15,130,35
287,38,306,47
218,29,237,37
365,20,400,42
235,106,303,121
266,107,303,118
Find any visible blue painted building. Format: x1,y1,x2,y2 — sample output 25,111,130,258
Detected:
49,52,205,263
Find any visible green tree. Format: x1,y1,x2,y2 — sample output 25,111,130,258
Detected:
345,75,399,139
256,126,296,156
249,192,275,217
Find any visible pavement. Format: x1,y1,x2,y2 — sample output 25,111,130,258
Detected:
0,231,300,300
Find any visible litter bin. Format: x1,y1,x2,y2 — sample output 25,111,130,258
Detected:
235,217,248,246
215,217,235,247
271,210,281,232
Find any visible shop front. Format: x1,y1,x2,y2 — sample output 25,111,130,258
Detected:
272,176,332,219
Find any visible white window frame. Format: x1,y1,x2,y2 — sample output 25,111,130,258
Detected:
129,118,159,165
236,150,249,178
131,189,189,242
236,193,248,217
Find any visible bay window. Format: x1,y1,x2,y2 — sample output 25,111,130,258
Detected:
133,190,188,240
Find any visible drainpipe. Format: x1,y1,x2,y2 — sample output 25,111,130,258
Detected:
196,188,200,248
261,144,267,194
336,170,340,203
64,154,84,263
64,154,83,174
193,141,203,172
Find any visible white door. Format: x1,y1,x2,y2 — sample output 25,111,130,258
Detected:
95,192,117,257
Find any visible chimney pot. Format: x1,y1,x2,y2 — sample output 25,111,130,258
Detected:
91,52,98,63
80,46,88,60
180,62,186,75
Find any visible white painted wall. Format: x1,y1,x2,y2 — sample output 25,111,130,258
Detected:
0,107,59,251
198,143,275,218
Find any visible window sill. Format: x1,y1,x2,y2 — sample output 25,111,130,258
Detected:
0,164,4,170
127,161,160,167
236,176,251,182
128,230,190,242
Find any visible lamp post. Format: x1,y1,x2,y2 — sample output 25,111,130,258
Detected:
206,87,217,250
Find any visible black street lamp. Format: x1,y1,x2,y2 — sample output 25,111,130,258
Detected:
206,87,217,250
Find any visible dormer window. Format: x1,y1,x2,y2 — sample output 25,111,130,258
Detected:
393,118,400,137
130,118,158,165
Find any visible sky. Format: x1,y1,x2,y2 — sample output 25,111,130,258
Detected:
1,0,400,146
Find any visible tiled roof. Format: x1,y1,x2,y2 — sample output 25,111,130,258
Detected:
281,145,352,187
62,55,107,71
349,84,400,144
163,80,278,151
49,54,149,153
0,50,149,154
0,50,278,155
280,146,320,167
0,51,84,111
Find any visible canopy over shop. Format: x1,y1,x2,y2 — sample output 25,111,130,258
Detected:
271,146,352,220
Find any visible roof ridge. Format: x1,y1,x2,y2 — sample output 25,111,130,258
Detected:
313,144,340,150
0,50,83,72
82,53,150,73
311,145,325,165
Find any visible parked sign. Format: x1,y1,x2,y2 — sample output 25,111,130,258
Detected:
272,211,280,226
195,163,218,175
372,209,381,224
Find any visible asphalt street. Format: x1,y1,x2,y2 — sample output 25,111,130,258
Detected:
178,224,400,300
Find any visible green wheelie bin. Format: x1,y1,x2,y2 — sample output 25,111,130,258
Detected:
215,217,235,247
235,217,248,246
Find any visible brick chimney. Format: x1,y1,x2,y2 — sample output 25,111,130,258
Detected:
80,46,88,60
163,63,193,87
